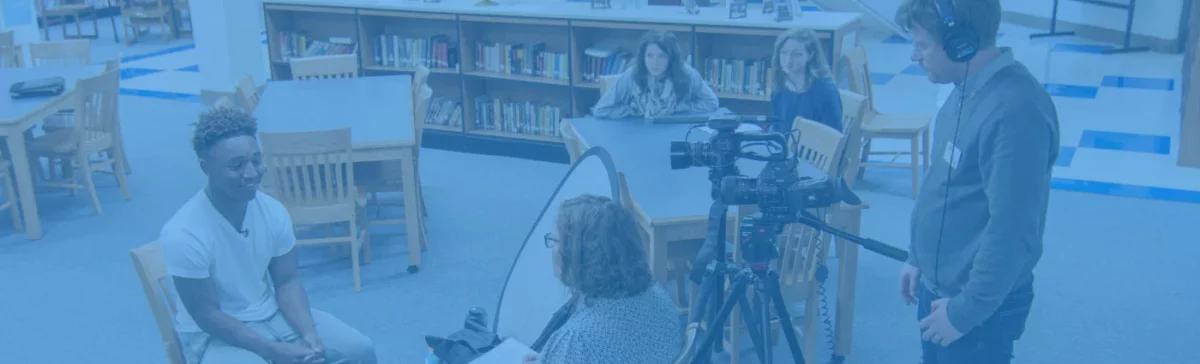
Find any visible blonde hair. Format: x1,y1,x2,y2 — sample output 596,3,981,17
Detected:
554,194,652,299
770,28,833,93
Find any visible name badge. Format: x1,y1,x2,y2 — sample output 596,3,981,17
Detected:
943,141,963,169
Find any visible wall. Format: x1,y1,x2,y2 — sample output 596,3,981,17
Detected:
1003,0,1186,46
0,0,41,45
192,0,269,99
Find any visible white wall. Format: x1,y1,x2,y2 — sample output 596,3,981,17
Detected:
1004,0,1185,41
0,0,41,45
192,0,269,94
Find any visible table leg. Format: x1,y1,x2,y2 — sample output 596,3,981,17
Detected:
832,207,861,360
7,136,42,240
400,149,424,272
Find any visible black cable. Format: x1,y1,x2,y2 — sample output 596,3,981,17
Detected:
933,63,972,291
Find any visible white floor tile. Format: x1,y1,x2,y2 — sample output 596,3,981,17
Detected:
1062,148,1200,191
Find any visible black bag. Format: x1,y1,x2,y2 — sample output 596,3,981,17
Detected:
424,308,504,364
9,77,66,99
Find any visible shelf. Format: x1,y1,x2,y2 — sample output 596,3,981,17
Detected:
363,65,458,74
468,129,563,144
423,123,461,132
463,71,570,86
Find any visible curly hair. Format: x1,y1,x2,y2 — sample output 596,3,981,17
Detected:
770,28,833,93
191,106,258,159
555,194,653,299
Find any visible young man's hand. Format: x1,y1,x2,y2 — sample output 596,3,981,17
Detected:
899,263,920,305
920,298,965,347
266,341,324,364
302,332,325,359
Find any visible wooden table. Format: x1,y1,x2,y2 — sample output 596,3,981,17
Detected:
565,115,864,363
253,75,428,271
0,65,105,240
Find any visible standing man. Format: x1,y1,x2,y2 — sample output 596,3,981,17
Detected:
161,106,377,364
894,0,1059,363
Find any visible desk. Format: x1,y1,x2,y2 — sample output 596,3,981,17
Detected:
566,115,864,362
254,75,428,270
0,65,105,240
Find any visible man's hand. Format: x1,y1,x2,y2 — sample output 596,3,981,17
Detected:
899,263,920,305
265,341,324,364
301,332,326,362
523,354,540,363
919,298,964,347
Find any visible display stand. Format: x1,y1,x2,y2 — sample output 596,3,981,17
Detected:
1029,0,1150,54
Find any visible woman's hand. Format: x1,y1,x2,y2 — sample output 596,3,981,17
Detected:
523,354,539,363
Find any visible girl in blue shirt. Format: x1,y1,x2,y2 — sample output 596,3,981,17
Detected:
769,28,843,134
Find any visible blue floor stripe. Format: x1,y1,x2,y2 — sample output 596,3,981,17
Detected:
177,65,200,72
119,88,201,103
1100,76,1175,91
1055,146,1076,167
120,44,196,63
1052,43,1111,54
1043,83,1098,99
119,68,162,80
1052,178,1200,204
901,63,926,76
1078,130,1171,155
871,72,895,85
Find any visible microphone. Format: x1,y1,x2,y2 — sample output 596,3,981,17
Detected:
240,229,249,237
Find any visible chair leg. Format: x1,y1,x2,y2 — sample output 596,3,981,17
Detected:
922,128,931,170
910,136,920,198
112,149,132,200
351,236,363,293
77,152,102,215
362,228,373,264
858,138,872,181
3,172,22,232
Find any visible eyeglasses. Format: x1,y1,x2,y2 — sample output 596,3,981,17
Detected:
544,232,559,248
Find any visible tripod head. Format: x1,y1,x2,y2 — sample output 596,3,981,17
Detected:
665,113,787,200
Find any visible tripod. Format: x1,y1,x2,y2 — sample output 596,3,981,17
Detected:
678,211,807,364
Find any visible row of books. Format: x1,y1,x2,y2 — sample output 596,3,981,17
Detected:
370,33,460,70
702,57,774,96
580,44,632,83
473,95,563,137
277,32,357,61
424,97,464,128
474,42,568,81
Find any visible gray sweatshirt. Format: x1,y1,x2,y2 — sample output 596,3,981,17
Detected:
590,66,720,119
909,47,1059,333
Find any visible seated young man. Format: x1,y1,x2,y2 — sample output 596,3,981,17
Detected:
160,106,376,364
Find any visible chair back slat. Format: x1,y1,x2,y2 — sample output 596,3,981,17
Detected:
129,241,187,364
260,128,357,226
69,70,120,148
29,40,91,67
843,47,876,114
790,117,844,174
837,90,869,188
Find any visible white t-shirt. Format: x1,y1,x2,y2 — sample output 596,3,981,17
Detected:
160,189,296,333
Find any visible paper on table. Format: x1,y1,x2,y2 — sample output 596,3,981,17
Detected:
697,123,763,135
469,339,538,364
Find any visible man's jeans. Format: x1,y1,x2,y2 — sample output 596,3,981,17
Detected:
918,282,1034,364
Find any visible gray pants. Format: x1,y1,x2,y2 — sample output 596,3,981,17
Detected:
180,309,376,364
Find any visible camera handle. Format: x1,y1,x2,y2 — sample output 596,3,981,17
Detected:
792,211,909,262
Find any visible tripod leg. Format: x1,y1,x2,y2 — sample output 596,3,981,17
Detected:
690,274,749,364
736,291,768,364
764,271,806,364
757,285,775,364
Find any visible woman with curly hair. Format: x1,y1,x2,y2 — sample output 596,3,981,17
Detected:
531,194,681,363
591,30,720,119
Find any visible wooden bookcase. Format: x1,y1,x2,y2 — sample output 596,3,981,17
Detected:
262,1,860,161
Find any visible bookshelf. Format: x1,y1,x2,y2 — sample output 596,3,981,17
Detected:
262,0,861,163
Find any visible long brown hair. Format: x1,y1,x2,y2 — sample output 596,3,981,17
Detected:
770,28,833,93
554,194,652,299
632,30,692,102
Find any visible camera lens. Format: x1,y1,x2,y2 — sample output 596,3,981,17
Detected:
670,141,695,170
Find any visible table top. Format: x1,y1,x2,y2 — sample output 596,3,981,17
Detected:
0,65,105,122
265,0,861,32
254,75,415,144
570,115,822,221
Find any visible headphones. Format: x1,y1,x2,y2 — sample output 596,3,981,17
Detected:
934,0,979,62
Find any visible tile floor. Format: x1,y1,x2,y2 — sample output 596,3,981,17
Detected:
1,7,1198,364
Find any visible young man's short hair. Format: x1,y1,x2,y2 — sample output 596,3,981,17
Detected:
191,107,258,159
895,0,1002,49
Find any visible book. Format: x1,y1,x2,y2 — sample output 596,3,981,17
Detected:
469,339,538,364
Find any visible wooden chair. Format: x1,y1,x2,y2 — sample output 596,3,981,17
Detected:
0,30,23,68
259,127,371,292
412,65,430,95
28,69,132,215
844,47,931,197
236,74,261,113
36,0,100,41
289,55,359,80
0,159,24,233
599,74,620,95
28,39,91,67
121,0,176,44
129,241,188,364
836,90,870,188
